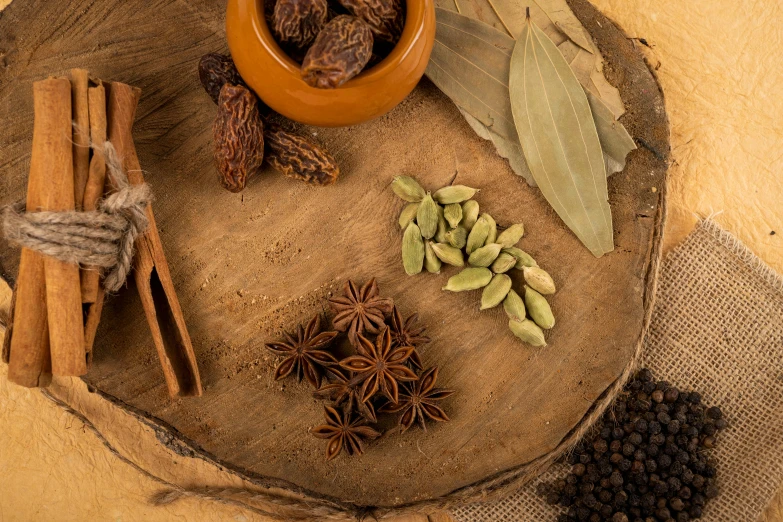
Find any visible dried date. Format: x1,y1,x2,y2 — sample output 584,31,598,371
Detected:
337,0,403,43
273,0,329,49
199,53,246,105
214,85,265,192
301,15,373,89
265,122,340,185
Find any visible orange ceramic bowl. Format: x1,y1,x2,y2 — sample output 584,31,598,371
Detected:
226,0,436,127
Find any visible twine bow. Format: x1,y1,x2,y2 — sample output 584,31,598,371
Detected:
2,142,152,292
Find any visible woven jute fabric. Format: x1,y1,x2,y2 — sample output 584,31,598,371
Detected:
453,220,783,522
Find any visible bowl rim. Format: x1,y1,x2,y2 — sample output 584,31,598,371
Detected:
249,0,428,87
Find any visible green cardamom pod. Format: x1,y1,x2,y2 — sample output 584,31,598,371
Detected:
523,266,556,295
446,226,467,249
491,252,517,273
483,213,498,245
424,241,442,274
503,289,526,321
442,267,492,292
496,223,525,248
468,243,503,267
524,285,555,329
503,247,539,269
508,318,547,347
435,206,448,243
402,222,424,275
480,274,512,310
444,203,463,228
416,193,439,239
392,175,426,202
433,185,479,204
466,215,490,254
398,202,420,229
431,242,465,267
460,200,480,231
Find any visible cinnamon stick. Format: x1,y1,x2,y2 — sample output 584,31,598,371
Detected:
80,83,108,305
42,77,87,377
6,79,70,387
70,69,91,210
107,82,202,397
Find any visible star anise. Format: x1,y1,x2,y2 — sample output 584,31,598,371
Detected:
379,366,454,433
265,314,339,389
389,306,431,370
329,278,394,346
339,326,417,404
313,368,378,422
312,405,381,460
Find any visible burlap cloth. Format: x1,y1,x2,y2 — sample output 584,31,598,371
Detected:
452,219,783,522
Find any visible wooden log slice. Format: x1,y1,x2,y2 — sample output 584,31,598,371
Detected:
0,0,669,509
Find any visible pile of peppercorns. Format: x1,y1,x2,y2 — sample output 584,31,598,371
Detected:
539,369,727,522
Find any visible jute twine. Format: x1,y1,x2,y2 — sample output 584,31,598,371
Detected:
2,142,151,292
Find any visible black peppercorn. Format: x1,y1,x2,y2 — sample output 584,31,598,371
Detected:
541,370,725,521
664,387,680,403
675,512,690,522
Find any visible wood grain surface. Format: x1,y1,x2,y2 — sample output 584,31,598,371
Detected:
0,0,667,508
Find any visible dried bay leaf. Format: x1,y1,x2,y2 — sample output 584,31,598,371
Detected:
508,15,613,256
426,9,633,185
585,89,636,174
426,10,517,141
459,109,536,185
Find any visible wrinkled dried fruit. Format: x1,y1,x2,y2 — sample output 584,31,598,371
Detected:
273,0,328,49
302,15,373,89
213,84,265,193
199,53,246,104
264,121,339,185
337,0,403,43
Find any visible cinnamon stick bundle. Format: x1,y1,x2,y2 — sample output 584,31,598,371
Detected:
6,73,201,398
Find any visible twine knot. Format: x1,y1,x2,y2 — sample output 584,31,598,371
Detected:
2,142,152,293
